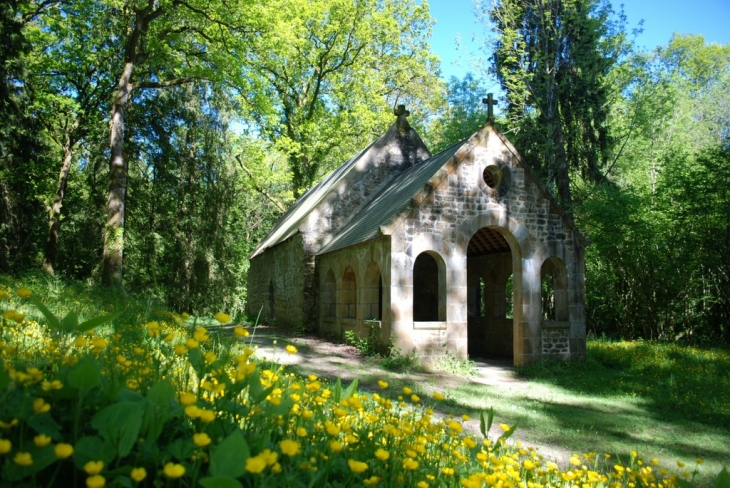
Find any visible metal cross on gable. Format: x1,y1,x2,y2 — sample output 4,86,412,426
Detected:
482,93,497,122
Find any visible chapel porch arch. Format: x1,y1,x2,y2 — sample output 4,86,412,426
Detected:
466,227,517,359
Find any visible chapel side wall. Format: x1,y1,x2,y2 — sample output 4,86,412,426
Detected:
389,126,586,364
316,238,391,350
246,235,306,328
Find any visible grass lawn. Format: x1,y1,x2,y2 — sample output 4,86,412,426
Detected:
430,341,730,487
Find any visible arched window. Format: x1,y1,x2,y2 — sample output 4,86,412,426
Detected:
413,252,445,321
322,270,336,318
364,263,382,320
341,266,357,319
541,257,568,322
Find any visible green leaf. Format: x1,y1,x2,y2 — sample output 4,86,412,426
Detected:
167,438,195,462
199,477,243,488
677,479,696,488
60,311,79,332
146,379,175,407
68,356,101,391
92,401,145,458
479,411,487,438
716,467,730,488
486,407,494,433
342,378,358,401
73,436,117,469
77,311,121,333
28,295,60,330
27,413,62,438
210,430,250,479
332,377,342,403
188,348,203,371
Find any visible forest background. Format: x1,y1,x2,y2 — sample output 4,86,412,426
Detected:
1,0,728,344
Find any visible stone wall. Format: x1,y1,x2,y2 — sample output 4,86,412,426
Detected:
246,235,307,328
388,126,586,364
315,238,391,349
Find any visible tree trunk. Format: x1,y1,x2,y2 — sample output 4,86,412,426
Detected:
101,61,135,287
42,132,76,276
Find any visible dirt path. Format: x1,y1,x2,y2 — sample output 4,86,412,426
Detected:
245,327,575,464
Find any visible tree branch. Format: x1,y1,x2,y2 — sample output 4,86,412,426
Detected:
234,155,287,212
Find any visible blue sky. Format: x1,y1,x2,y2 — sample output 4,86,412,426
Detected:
428,0,730,83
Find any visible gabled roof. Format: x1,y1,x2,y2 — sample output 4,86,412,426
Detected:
251,120,588,261
320,140,467,254
248,140,377,260
248,114,430,259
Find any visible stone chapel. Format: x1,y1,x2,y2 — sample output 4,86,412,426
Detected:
247,106,587,365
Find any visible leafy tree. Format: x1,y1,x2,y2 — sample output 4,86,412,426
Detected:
99,0,257,288
426,73,489,153
488,0,627,210
0,0,56,272
582,35,730,342
240,0,442,197
23,0,118,275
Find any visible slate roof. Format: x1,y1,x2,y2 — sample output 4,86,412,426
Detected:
248,140,377,259
319,139,468,254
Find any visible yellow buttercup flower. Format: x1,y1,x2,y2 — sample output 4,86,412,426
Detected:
363,476,380,486
174,344,188,356
378,380,388,389
179,392,196,406
193,327,209,342
84,460,104,475
33,398,51,414
403,387,412,395
233,326,249,338
402,458,419,470
185,338,199,349
375,448,390,461
523,459,536,470
296,427,307,437
163,462,185,478
34,434,52,447
214,312,230,324
130,467,147,482
280,439,301,456
347,459,368,474
245,456,266,474
193,433,211,447
199,409,216,423
54,443,74,458
86,475,106,488
16,288,32,298
286,344,298,354
14,452,33,466
0,439,11,454
433,391,445,400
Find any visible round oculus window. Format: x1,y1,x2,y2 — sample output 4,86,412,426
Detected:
482,165,502,189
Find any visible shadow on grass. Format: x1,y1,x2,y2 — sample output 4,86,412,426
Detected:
516,341,730,430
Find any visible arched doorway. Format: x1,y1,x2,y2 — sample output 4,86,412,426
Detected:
467,227,514,359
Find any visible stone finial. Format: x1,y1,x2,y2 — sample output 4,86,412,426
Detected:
482,93,497,122
394,104,411,134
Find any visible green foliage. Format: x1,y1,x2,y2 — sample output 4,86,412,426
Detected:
488,0,629,208
379,341,421,373
431,351,478,377
343,320,380,357
581,35,730,343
